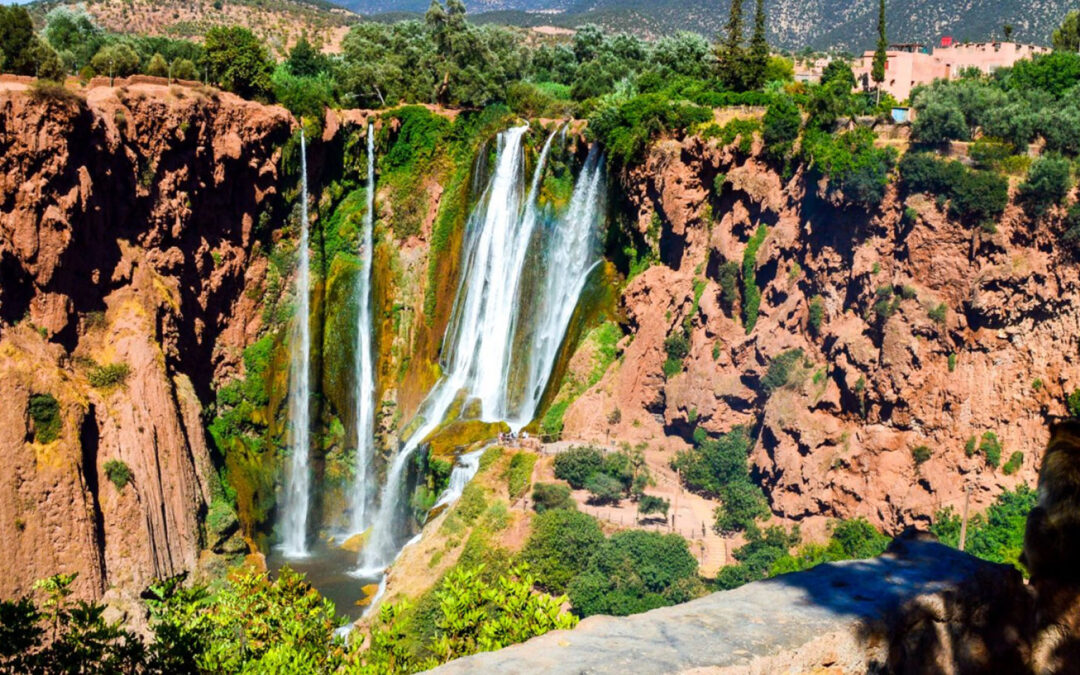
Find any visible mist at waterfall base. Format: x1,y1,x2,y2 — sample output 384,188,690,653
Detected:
271,124,606,617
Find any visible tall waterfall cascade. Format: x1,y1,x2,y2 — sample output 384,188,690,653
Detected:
349,123,377,536
358,125,606,573
280,128,313,558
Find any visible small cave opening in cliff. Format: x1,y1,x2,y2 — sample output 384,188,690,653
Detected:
80,405,108,583
0,251,34,327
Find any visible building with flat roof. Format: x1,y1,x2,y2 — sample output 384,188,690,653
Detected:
852,38,1050,102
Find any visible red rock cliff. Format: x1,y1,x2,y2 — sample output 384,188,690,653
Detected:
564,133,1079,536
0,82,292,606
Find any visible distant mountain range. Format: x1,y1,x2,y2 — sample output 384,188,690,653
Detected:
349,0,1076,51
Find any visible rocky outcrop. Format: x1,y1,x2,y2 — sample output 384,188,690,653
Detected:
564,132,1080,536
430,537,1035,674
0,83,292,604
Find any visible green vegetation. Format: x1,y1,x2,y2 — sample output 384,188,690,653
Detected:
762,348,804,394
1019,154,1073,217
741,225,767,332
28,394,60,444
202,26,273,100
568,530,702,617
807,296,825,335
104,460,133,491
979,431,1004,468
932,485,1037,572
531,483,576,513
899,152,1009,224
802,127,897,207
672,427,769,534
87,362,131,388
662,331,690,377
553,445,649,506
587,94,712,166
553,445,604,489
928,302,948,324
769,518,890,577
911,445,932,465
504,452,537,501
522,509,605,594
1003,451,1024,476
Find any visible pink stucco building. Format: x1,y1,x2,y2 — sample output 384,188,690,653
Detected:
852,39,1051,102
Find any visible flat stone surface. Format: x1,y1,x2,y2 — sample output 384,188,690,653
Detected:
427,540,1027,674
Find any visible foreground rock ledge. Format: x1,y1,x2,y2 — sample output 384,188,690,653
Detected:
428,539,1034,674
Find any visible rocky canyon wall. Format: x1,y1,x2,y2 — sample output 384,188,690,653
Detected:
0,82,292,606
564,132,1079,536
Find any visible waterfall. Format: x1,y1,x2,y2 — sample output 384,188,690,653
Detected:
515,146,605,426
349,122,377,535
358,125,602,574
280,128,313,559
432,449,484,510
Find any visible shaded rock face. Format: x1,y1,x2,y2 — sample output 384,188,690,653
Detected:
565,135,1080,535
0,84,292,603
430,538,1035,674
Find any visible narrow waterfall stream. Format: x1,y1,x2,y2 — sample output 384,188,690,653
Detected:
280,128,313,559
349,123,377,536
357,125,606,576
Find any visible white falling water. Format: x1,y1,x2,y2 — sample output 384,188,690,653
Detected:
349,123,377,535
280,128,313,559
358,125,602,574
514,146,605,426
432,449,484,510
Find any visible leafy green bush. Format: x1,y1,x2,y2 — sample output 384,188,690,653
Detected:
531,483,576,513
1003,451,1024,476
762,348,804,394
912,101,969,143
88,362,131,388
540,400,569,439
769,518,889,578
807,296,825,335
637,494,670,518
802,127,897,207
567,530,701,617
714,480,770,534
504,452,537,500
979,431,1003,468
899,152,1008,223
715,524,798,590
932,485,1036,572
662,331,690,377
672,427,754,497
202,26,273,100
553,446,604,489
587,93,712,166
104,460,133,491
1019,154,1073,217
928,303,947,324
584,472,624,505
521,509,605,593
742,225,767,332
28,394,61,444
911,445,932,465
762,96,801,158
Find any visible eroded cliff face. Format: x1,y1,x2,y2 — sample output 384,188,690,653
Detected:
564,133,1079,535
0,83,292,605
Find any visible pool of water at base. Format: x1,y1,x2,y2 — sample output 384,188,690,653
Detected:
266,540,380,620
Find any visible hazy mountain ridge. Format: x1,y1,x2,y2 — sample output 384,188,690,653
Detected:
350,0,1075,50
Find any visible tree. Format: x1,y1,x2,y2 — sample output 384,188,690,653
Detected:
171,58,198,81
44,7,104,72
286,34,326,77
90,43,141,81
871,0,887,102
717,0,746,89
637,494,670,519
201,26,273,100
1003,24,1014,41
521,509,605,593
0,5,38,75
553,445,604,489
146,53,168,78
1019,154,1072,217
1052,10,1080,52
745,0,769,90
821,60,856,90
715,479,770,533
585,472,625,505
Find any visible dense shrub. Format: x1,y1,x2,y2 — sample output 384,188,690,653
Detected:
802,127,896,207
979,431,1004,468
672,427,754,497
911,445,932,465
201,26,273,100
104,460,133,491
531,483,576,513
762,348,804,394
662,331,690,377
715,524,798,590
28,394,61,443
762,96,801,157
553,446,604,489
912,101,969,143
504,452,537,500
932,485,1036,572
1019,154,1073,217
567,530,700,617
807,296,825,335
768,517,889,577
899,152,1008,223
584,472,624,505
521,509,605,593
638,494,670,518
88,362,131,388
714,480,770,534
1003,451,1024,476
742,225,768,332
588,94,712,166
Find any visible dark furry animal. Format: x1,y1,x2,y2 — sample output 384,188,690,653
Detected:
1023,420,1080,583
